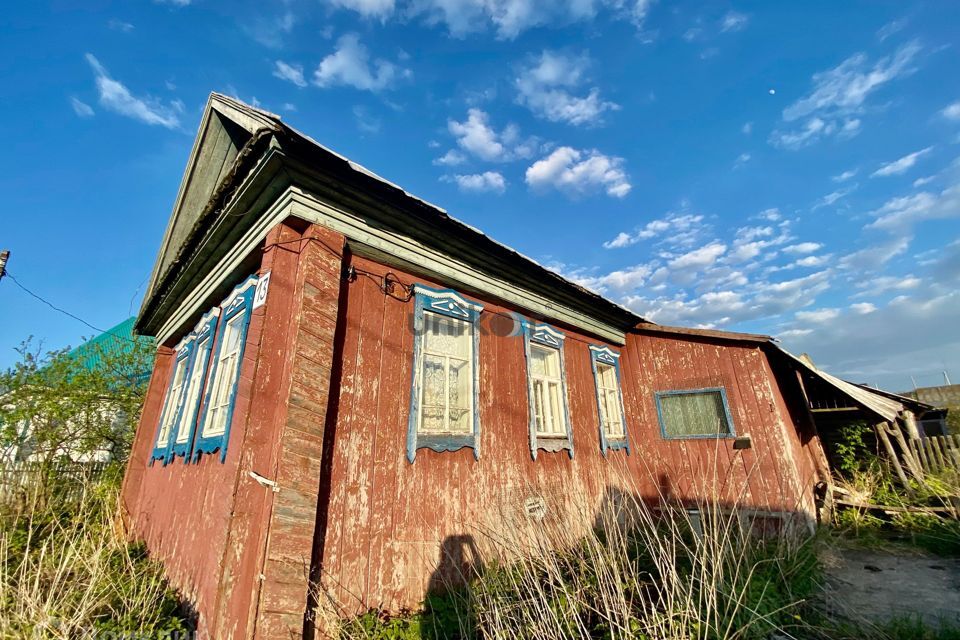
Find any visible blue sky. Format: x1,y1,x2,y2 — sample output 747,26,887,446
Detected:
1,1,958,391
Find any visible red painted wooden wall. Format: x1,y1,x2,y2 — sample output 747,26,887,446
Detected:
315,253,824,615
122,217,827,636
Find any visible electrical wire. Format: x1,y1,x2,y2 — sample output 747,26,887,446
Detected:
3,271,138,343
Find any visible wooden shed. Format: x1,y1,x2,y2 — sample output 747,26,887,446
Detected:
122,94,833,639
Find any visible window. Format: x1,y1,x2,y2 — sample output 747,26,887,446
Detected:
523,323,573,459
170,310,219,461
193,276,257,462
407,285,482,463
655,388,735,439
596,363,624,437
151,345,192,465
589,345,630,455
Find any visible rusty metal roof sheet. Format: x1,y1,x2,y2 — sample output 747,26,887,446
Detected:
771,343,906,422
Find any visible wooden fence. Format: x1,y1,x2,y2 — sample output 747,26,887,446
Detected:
910,435,960,475
0,460,109,506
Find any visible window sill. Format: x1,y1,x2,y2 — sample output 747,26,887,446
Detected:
409,432,478,462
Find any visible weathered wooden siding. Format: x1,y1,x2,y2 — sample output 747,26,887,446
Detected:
316,255,823,615
124,222,827,636
122,219,347,639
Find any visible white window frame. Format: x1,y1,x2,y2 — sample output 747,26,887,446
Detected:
523,322,573,459
589,345,630,455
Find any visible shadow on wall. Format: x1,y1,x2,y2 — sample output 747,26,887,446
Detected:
407,477,817,640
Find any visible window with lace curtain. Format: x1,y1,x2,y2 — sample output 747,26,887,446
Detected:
407,285,483,463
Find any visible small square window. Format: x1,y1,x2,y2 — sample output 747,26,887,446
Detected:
655,388,735,439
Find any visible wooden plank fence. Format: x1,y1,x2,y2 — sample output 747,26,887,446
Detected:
0,459,109,506
910,435,960,475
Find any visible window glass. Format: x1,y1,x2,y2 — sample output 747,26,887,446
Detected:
529,344,565,437
596,362,624,437
157,356,189,446
175,339,210,444
418,311,473,434
658,390,732,437
203,310,246,438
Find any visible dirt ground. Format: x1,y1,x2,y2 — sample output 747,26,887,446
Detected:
821,547,960,627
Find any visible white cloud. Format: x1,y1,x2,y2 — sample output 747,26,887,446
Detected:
777,290,960,391
603,213,705,249
832,168,857,182
913,175,936,187
871,146,933,177
772,42,920,149
839,235,911,270
741,122,753,134
720,11,748,32
866,184,960,232
447,108,536,162
793,255,829,268
758,208,781,221
406,0,655,39
70,97,94,118
795,308,840,323
943,101,960,121
850,302,877,315
330,0,395,19
669,241,726,270
107,19,135,32
313,34,408,91
445,171,507,194
433,149,467,166
84,54,180,129
273,60,307,87
515,51,618,126
525,146,631,198
814,186,856,209
855,275,921,298
877,18,907,42
783,42,920,122
247,11,296,49
734,152,751,167
578,264,654,293
352,105,381,133
154,0,191,6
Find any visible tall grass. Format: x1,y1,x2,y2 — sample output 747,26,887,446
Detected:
0,465,188,638
333,486,821,640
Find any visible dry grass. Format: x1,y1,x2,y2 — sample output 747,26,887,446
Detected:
0,472,188,639
331,478,821,640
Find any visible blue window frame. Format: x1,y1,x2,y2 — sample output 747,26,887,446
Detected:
589,345,630,456
655,388,736,439
151,338,194,465
407,285,483,463
193,276,257,462
170,309,220,462
523,322,573,459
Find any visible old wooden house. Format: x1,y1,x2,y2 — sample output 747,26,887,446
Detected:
121,94,906,638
